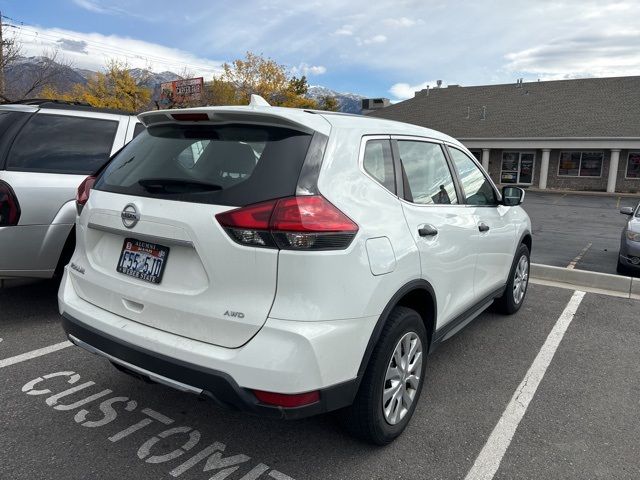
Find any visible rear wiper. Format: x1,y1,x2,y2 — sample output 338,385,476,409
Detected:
138,178,223,194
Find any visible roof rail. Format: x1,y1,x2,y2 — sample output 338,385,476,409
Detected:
0,99,134,115
3,99,93,107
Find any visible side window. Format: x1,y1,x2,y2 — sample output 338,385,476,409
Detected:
363,139,395,193
7,114,118,175
397,140,457,205
448,147,498,206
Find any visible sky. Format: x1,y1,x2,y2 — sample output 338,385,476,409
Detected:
2,0,640,100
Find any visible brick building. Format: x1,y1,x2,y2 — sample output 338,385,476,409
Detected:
369,76,640,193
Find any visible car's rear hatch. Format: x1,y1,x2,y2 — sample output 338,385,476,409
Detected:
71,110,327,348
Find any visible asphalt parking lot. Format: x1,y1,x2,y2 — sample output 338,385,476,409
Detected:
523,191,640,276
2,280,639,480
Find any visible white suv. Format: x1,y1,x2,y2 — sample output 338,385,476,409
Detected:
59,97,531,444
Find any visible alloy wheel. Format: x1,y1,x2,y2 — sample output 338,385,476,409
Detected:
512,254,529,304
382,332,423,425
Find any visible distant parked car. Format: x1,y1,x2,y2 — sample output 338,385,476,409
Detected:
618,202,640,274
0,100,144,286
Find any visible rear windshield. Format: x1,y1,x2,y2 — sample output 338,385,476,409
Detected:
95,123,313,206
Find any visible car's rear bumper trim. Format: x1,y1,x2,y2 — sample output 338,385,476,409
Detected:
62,312,359,419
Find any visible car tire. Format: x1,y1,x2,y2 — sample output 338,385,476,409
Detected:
343,306,428,445
494,244,530,315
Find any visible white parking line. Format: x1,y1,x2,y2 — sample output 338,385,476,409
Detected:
465,290,586,480
0,341,72,369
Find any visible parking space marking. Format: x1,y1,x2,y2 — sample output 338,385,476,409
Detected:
464,290,586,480
567,242,592,269
0,341,71,368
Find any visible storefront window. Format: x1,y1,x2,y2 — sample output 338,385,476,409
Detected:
558,151,603,177
501,152,535,184
627,152,640,179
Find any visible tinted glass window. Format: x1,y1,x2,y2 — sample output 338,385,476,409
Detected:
95,124,313,207
449,147,497,206
397,140,457,205
132,123,146,138
7,114,118,174
363,139,395,193
0,111,31,169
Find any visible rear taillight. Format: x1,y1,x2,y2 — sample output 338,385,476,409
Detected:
76,175,96,214
0,180,21,226
253,389,320,408
216,195,358,250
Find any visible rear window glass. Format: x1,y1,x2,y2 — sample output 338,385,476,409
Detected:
95,124,313,207
7,114,118,174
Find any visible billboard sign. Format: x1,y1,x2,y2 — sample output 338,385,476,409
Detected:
159,77,204,108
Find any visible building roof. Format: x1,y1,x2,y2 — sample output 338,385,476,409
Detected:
369,76,640,139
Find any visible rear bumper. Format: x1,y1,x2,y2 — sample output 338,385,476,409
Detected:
62,312,357,419
58,268,377,419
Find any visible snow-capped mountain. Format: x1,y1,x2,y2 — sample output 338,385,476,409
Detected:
306,85,365,114
128,69,183,88
4,57,368,114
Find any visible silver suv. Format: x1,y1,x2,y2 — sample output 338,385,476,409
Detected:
0,100,143,286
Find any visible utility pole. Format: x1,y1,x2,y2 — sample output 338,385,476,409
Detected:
0,11,4,98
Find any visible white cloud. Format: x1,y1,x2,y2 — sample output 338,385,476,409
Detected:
11,25,224,79
291,63,327,76
383,17,423,27
357,34,387,46
333,25,354,36
504,30,640,78
389,80,446,100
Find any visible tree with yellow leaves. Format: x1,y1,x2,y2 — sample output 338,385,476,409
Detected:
206,52,319,109
41,61,151,112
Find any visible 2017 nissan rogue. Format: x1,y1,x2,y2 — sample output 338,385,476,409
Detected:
59,96,532,444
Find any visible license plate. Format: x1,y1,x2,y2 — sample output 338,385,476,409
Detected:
116,238,169,284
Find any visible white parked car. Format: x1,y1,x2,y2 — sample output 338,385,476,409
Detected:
59,97,532,444
0,100,143,286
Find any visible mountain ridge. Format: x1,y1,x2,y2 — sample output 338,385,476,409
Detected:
5,56,366,113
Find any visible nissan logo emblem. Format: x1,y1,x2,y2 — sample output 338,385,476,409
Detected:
121,204,140,229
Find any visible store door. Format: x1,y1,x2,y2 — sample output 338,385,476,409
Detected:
500,152,535,184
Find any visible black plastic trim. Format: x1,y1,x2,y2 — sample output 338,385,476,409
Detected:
61,313,358,419
430,285,505,350
518,230,533,254
357,279,437,378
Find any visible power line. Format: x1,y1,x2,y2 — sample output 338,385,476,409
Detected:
4,15,222,74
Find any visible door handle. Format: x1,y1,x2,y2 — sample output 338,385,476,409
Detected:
418,225,438,237
478,223,490,233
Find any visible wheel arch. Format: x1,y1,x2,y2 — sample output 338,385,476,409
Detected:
519,230,532,255
357,279,437,378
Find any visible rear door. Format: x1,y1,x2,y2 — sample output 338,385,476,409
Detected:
447,146,516,296
73,122,315,348
393,137,479,328
0,109,125,275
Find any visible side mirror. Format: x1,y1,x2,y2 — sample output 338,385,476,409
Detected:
620,207,634,215
502,186,525,206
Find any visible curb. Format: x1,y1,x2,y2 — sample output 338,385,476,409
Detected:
530,263,640,299
523,188,640,198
